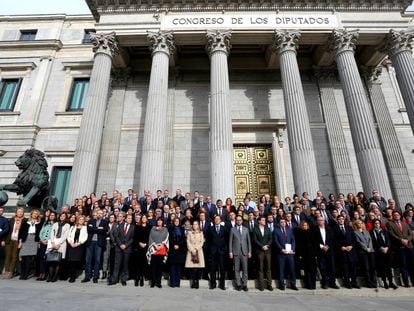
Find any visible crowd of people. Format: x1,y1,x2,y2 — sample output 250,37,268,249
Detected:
0,188,414,291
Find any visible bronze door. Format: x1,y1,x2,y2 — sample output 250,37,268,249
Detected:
233,145,276,207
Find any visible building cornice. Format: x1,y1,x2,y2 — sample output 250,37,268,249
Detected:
0,40,63,51
0,14,94,22
86,0,412,21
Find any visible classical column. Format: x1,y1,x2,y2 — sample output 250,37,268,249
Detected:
328,30,392,198
96,68,130,194
313,66,356,194
272,130,288,199
139,31,175,195
272,30,320,196
361,65,414,206
206,30,234,201
383,30,414,134
68,32,118,202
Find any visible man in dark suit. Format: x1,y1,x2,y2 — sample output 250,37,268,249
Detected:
333,215,359,289
229,215,251,291
274,219,297,290
252,215,273,291
210,199,228,222
83,209,109,283
172,188,185,206
314,216,339,289
204,195,216,216
207,215,228,290
386,211,414,287
108,213,135,286
292,206,305,228
162,190,172,206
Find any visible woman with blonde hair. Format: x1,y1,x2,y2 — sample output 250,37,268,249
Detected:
18,209,41,280
66,215,88,283
353,219,377,288
185,220,205,289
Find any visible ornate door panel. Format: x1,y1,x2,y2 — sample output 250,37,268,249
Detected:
233,145,276,206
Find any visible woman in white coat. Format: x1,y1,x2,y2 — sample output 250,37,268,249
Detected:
66,215,88,282
47,212,70,282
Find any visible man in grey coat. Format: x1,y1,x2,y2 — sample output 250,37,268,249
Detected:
229,215,252,291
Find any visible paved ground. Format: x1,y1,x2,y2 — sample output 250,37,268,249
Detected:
1,278,414,311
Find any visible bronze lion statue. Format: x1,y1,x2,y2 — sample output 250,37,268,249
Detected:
0,149,54,209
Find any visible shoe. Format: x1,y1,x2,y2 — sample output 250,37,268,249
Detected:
404,284,410,288
235,285,241,291
209,284,216,290
267,286,274,291
101,271,107,280
219,285,226,290
122,281,127,286
81,278,90,283
107,281,116,286
352,284,360,289
321,284,328,289
242,286,248,292
291,285,298,291
135,279,139,287
36,277,46,281
156,284,162,288
140,278,144,287
310,285,316,290
69,278,75,283
389,283,398,290
258,287,264,291
93,278,98,284
278,286,285,291
330,284,340,289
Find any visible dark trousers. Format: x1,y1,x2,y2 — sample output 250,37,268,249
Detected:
68,260,81,280
169,264,181,287
301,256,317,289
37,243,47,275
374,251,393,283
360,252,377,287
85,241,102,279
257,250,272,289
111,250,130,283
396,247,414,286
318,253,336,286
339,257,357,286
210,252,226,287
20,255,35,279
0,244,6,274
150,255,164,286
277,254,295,287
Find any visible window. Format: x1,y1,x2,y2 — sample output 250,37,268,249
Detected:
82,29,94,44
0,78,22,111
50,167,72,207
19,30,37,41
67,78,89,111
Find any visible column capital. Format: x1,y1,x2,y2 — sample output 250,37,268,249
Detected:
312,65,337,80
272,30,300,54
360,65,382,83
148,30,175,56
206,30,232,56
90,32,119,58
382,29,414,58
328,29,359,55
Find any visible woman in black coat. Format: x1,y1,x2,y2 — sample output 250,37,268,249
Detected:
295,220,318,289
370,219,397,289
168,217,186,288
133,214,151,286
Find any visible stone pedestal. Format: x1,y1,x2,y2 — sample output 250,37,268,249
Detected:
139,31,175,195
329,30,392,198
68,32,118,202
272,30,320,196
206,30,234,201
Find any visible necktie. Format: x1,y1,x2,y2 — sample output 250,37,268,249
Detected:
250,221,253,231
296,215,300,224
282,228,286,238
201,222,204,231
396,221,403,233
124,224,128,236
218,208,221,216
216,225,220,234
341,226,346,235
238,226,242,237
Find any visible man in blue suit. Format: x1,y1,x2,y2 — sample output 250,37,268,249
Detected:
274,218,298,290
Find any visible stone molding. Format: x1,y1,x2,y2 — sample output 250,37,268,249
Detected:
148,30,175,56
382,29,414,58
90,32,119,57
272,30,300,54
206,30,232,56
328,29,359,55
360,65,383,82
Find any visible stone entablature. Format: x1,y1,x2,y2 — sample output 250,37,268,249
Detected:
86,0,412,20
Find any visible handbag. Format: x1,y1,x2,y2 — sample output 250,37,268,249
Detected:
46,250,62,263
191,250,199,264
153,244,167,256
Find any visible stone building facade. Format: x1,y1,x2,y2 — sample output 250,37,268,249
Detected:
1,1,414,208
